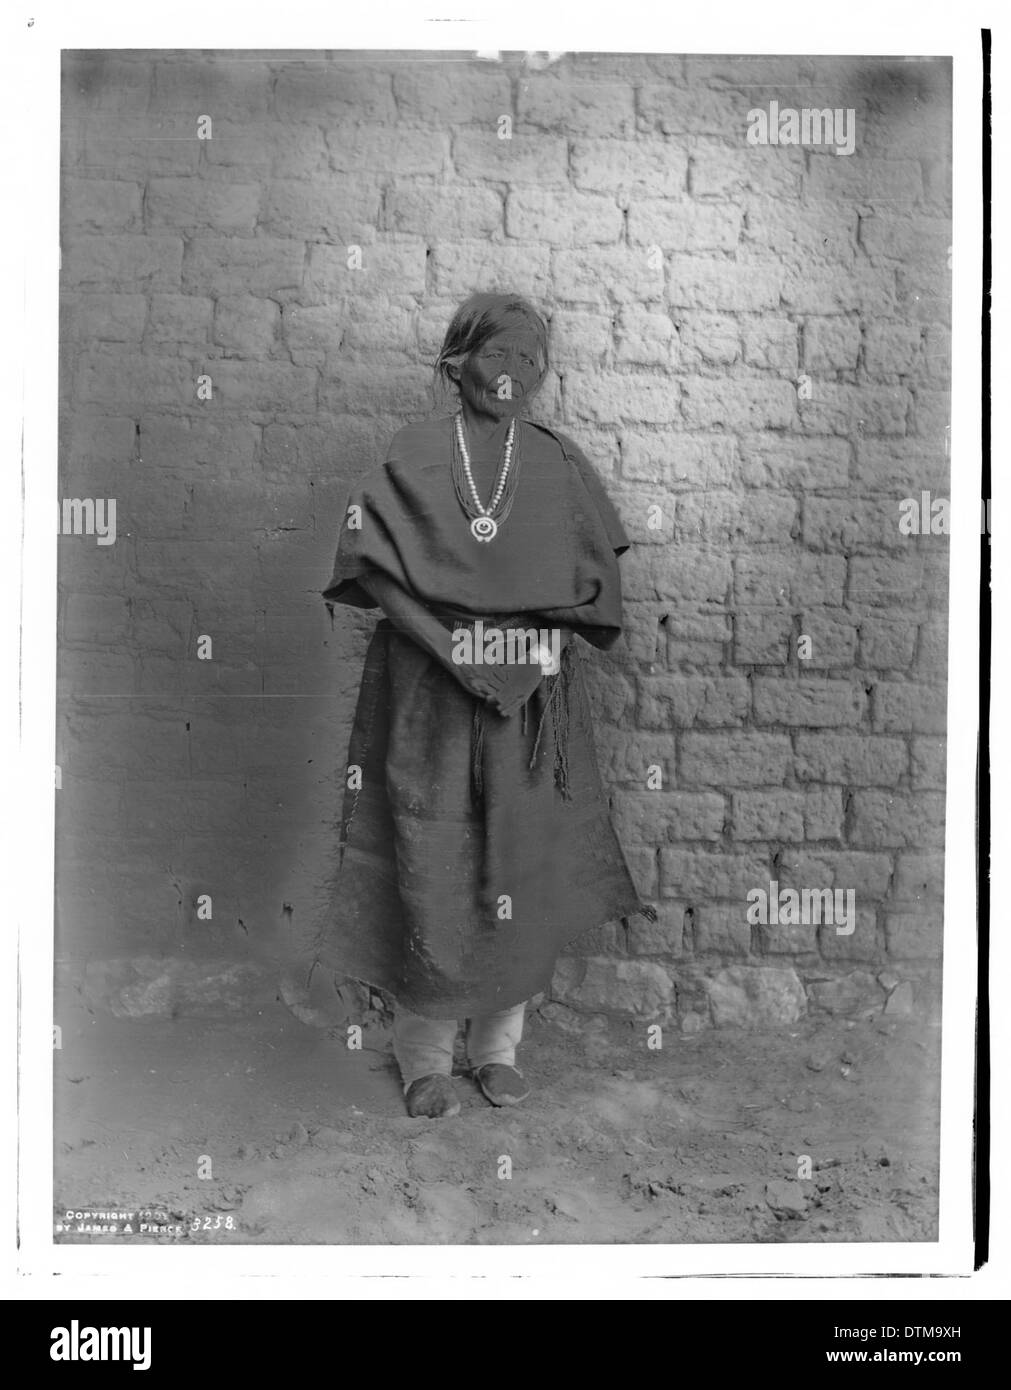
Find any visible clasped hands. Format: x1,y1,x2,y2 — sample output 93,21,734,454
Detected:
455,655,554,719
354,572,568,720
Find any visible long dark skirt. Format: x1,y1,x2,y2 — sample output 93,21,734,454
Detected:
311,618,643,1018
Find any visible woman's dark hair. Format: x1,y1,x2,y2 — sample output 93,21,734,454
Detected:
434,292,550,395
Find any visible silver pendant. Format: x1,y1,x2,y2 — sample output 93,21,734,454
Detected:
471,515,498,542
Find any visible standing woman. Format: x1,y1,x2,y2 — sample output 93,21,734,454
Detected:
316,292,654,1119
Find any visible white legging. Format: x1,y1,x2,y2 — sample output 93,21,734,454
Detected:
392,1001,527,1090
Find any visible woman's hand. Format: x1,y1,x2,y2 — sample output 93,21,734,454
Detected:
483,626,573,717
451,662,504,702
356,574,573,715
483,663,544,718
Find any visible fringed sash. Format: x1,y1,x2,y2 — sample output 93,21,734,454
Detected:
433,611,574,805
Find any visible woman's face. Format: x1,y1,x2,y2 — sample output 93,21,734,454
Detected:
452,324,545,420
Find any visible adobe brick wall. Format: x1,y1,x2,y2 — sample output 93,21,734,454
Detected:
56,51,951,1028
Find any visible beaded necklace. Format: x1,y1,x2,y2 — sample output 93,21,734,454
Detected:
451,412,521,542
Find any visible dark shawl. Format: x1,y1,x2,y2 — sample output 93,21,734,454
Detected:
323,415,630,645
312,415,649,1018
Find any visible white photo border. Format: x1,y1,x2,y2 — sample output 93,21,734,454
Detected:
8,0,996,1296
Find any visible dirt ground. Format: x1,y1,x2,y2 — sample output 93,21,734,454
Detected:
53,992,940,1246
